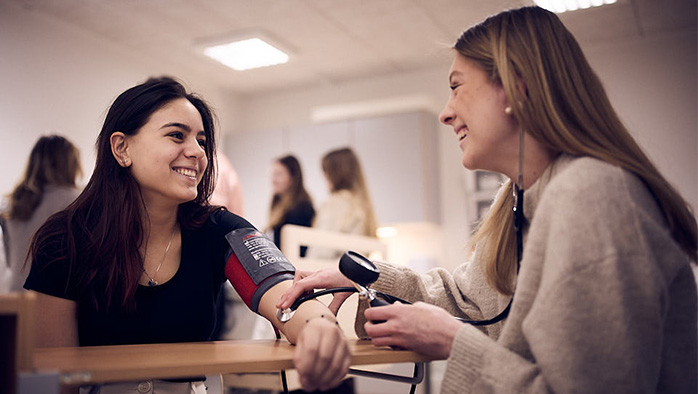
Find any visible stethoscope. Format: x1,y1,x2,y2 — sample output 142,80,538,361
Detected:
276,242,521,327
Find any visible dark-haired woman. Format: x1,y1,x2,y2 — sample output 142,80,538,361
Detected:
3,134,82,292
267,155,315,257
25,77,349,393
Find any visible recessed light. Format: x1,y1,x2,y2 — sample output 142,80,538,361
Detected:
534,0,617,13
203,37,289,71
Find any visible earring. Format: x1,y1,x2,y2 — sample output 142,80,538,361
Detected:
504,106,513,115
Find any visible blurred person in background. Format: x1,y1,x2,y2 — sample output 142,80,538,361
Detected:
2,134,82,292
209,150,244,216
267,154,315,257
306,147,377,260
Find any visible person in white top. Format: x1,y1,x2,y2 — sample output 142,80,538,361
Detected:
306,147,377,260
2,135,82,292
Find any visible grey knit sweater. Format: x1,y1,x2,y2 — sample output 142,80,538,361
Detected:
356,155,697,393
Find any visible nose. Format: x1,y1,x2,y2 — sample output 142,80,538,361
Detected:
439,101,454,125
184,136,206,159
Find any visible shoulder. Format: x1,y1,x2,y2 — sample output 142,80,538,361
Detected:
323,190,355,208
533,155,672,250
206,208,256,233
45,185,81,200
541,156,647,211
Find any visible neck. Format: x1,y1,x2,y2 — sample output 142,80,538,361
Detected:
142,203,179,239
512,132,557,190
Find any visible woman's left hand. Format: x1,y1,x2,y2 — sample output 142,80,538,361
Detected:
293,317,351,392
364,301,462,359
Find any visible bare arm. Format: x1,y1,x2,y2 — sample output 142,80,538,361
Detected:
258,279,351,392
35,292,78,347
258,279,340,343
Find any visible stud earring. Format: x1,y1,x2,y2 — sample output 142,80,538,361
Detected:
504,106,513,115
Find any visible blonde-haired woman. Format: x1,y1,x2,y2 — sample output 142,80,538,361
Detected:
3,135,82,292
280,6,696,393
306,147,377,259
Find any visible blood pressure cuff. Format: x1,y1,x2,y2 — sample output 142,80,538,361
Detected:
224,227,296,313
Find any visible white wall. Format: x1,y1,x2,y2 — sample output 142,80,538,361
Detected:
0,0,695,271
0,2,231,196
231,28,697,270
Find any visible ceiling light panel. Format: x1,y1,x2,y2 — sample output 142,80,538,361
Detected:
203,37,289,71
533,0,617,13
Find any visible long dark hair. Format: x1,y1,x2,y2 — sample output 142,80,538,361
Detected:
268,155,313,231
5,135,82,221
30,77,218,309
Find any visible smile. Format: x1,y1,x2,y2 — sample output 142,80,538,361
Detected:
173,167,197,178
456,126,468,141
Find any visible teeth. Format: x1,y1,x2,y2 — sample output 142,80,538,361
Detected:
457,128,467,141
174,168,196,177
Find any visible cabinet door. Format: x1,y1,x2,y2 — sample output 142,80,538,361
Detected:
352,111,440,224
224,128,285,229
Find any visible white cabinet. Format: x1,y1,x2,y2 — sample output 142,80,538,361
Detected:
352,111,440,224
223,127,285,230
463,170,507,232
224,110,441,229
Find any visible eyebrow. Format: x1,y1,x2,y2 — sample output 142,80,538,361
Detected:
160,122,206,137
161,122,191,132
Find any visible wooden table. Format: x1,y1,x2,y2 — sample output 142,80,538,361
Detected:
31,338,438,385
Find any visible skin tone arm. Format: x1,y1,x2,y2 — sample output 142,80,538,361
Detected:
277,268,462,359
258,279,351,392
34,278,350,391
34,292,78,347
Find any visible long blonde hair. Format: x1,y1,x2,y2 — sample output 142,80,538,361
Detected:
461,6,697,295
322,147,377,236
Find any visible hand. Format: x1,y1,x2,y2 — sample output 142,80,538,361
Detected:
277,268,354,315
364,302,462,359
293,317,351,392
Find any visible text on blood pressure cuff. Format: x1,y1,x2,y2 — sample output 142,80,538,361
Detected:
224,227,296,313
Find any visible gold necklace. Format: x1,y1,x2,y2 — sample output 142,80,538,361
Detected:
143,227,176,287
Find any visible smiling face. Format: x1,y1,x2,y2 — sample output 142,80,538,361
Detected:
124,98,208,209
439,54,520,176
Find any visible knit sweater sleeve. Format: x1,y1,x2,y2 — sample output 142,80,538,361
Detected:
353,255,509,339
441,159,697,393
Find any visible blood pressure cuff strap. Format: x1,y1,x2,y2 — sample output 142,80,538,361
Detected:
224,228,296,313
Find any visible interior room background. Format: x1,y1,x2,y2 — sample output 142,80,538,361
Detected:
0,0,695,273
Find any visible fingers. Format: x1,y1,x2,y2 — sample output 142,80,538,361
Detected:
294,319,350,392
277,270,314,309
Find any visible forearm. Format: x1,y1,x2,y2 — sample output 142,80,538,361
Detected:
258,280,339,344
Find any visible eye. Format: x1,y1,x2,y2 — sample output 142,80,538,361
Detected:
450,83,461,91
168,131,184,140
197,138,207,147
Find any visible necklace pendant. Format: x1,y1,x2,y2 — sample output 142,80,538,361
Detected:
148,279,158,287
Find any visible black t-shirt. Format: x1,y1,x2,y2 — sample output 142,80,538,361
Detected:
272,200,315,257
25,209,257,346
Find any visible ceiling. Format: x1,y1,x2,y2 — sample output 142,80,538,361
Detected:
7,0,696,95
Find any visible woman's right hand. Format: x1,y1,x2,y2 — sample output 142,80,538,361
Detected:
276,268,354,315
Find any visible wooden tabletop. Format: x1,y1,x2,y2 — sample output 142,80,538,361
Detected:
32,338,438,384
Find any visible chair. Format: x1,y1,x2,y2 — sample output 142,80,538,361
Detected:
0,291,37,394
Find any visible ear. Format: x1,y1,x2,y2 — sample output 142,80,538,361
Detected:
110,131,131,167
